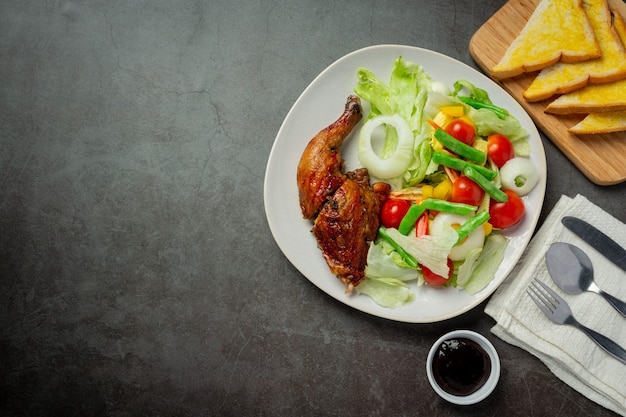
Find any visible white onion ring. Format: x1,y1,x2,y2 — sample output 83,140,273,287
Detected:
500,157,538,196
431,213,485,261
357,114,414,179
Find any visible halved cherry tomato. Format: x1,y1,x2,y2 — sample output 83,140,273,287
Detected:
489,190,525,229
381,199,411,229
450,176,485,207
445,119,475,146
487,133,515,168
422,258,454,286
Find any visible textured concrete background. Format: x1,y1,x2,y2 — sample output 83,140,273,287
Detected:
2,0,625,416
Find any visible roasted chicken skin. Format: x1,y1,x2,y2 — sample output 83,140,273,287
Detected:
297,95,363,220
297,96,390,292
312,169,390,292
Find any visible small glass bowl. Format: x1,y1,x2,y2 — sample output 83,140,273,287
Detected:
426,329,500,405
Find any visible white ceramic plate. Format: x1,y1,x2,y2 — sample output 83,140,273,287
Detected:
264,45,546,323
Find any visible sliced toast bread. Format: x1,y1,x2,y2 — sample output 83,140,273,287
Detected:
546,8,626,114
523,0,626,102
491,0,601,79
568,110,626,133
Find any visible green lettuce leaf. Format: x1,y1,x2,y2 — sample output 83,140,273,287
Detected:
356,277,416,308
354,56,437,186
462,234,509,295
384,227,457,278
365,240,419,280
451,79,530,156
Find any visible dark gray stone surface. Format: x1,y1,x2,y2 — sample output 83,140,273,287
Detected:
2,0,625,416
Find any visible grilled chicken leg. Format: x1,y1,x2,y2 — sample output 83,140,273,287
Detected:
297,95,363,220
312,169,390,292
296,95,391,292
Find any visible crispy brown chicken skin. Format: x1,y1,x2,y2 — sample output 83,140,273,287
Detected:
312,169,390,292
297,95,363,220
297,96,390,292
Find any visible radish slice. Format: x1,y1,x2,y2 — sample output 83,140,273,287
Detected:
357,114,414,179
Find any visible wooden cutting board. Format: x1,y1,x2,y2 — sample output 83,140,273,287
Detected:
469,0,626,186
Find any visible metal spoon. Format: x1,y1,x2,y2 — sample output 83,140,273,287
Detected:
545,242,626,319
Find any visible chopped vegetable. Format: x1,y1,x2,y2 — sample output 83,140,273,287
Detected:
454,210,490,245
489,190,525,229
398,198,477,235
451,80,529,152
415,212,429,237
433,129,487,164
389,187,424,201
462,234,509,295
404,139,432,186
354,56,438,186
456,247,483,286
360,243,418,308
450,176,486,207
355,277,415,308
365,242,420,280
456,96,509,120
422,184,434,199
452,80,510,120
440,105,465,117
433,178,453,200
487,133,515,168
430,213,485,261
432,151,497,180
384,227,456,277
463,166,508,203
354,67,394,116
500,157,539,196
445,118,475,145
422,259,454,286
358,114,414,179
346,56,539,307
377,227,418,268
381,199,411,229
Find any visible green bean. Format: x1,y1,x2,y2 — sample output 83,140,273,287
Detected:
398,205,427,235
456,96,509,119
398,198,476,236
464,166,508,203
421,198,476,215
434,129,487,164
377,227,418,268
455,210,490,245
432,151,497,181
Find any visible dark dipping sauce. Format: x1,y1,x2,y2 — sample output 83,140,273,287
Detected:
432,337,492,396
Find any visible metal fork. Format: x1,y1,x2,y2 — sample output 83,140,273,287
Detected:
527,279,626,365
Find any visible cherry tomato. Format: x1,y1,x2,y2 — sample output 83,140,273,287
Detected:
450,176,485,207
489,190,525,229
422,258,454,286
445,119,475,146
487,134,515,168
381,199,411,229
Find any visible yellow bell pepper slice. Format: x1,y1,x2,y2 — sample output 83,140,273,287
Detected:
421,184,434,199
440,105,465,118
433,178,453,200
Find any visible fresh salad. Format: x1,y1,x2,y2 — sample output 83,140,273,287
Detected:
353,56,539,308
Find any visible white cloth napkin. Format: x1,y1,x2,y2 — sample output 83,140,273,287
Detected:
485,194,626,416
